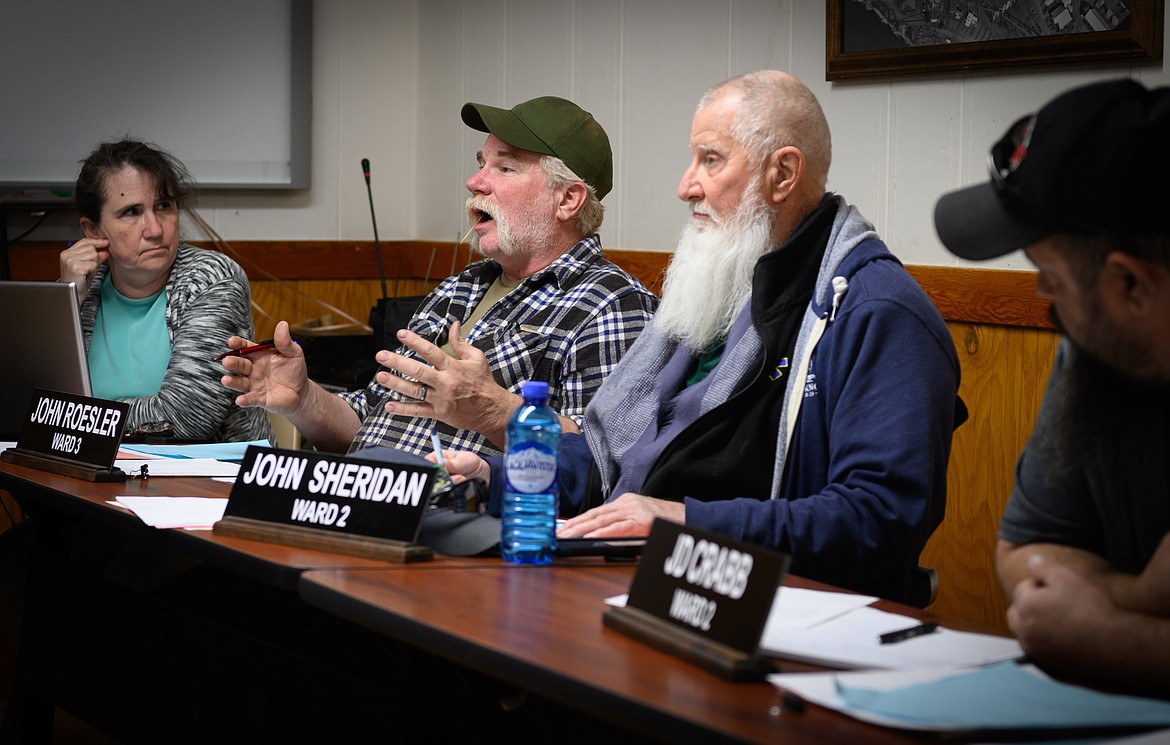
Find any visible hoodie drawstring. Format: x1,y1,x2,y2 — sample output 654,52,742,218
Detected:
777,276,850,495
829,276,849,323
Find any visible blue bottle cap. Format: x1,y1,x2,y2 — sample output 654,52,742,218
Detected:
521,380,549,398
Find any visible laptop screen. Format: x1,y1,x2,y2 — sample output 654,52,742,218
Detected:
0,280,92,440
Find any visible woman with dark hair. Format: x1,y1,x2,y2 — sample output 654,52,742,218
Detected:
58,138,272,442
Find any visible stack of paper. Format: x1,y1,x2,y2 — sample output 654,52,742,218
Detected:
119,440,267,461
113,439,269,478
761,587,1023,670
114,458,240,477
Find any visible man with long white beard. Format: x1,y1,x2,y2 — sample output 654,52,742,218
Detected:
446,71,965,604
220,96,657,458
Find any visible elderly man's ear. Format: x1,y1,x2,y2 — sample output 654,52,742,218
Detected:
765,146,804,205
555,181,589,223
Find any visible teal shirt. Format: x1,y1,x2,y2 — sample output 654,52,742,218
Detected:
88,275,171,400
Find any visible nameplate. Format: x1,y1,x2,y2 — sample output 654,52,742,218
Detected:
0,388,128,481
603,520,789,680
214,446,437,562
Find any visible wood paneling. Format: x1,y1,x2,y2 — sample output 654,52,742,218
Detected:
924,323,1058,631
6,239,1057,631
907,266,1051,329
9,240,1047,328
249,278,441,342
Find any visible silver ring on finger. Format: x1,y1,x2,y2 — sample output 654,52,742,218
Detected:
419,384,427,402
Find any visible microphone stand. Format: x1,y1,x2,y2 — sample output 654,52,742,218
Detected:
362,158,388,299
362,158,427,358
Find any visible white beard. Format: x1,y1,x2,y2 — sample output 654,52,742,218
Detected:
654,189,776,353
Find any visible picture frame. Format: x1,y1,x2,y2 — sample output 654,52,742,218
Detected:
826,0,1164,81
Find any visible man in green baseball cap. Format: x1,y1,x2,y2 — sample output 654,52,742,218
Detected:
223,95,656,491
455,96,611,272
460,95,613,201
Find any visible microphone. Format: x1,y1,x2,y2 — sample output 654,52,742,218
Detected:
361,157,388,298
361,156,427,363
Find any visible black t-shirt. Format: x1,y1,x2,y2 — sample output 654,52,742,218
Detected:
1000,340,1170,573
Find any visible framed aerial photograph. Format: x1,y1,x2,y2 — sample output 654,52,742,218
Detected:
826,0,1164,81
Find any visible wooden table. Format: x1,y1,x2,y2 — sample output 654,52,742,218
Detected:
300,561,964,744
0,460,402,587
0,459,982,744
0,460,482,743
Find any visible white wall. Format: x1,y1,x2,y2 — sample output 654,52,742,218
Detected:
197,0,420,242
20,0,1168,272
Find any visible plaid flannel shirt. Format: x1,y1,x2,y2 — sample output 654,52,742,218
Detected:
341,235,658,457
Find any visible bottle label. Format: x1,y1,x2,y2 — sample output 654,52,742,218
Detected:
505,446,557,493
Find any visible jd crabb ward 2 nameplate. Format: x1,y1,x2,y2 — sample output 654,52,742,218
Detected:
604,520,790,680
0,388,128,481
214,446,437,562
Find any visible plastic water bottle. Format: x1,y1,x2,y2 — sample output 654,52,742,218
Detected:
501,380,561,564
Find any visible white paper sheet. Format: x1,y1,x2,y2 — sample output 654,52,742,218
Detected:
111,496,229,530
765,586,878,633
762,604,1023,670
611,584,1021,670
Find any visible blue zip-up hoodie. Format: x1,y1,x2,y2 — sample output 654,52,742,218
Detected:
489,196,963,602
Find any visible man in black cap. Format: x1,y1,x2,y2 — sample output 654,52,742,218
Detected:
222,96,657,459
934,78,1170,696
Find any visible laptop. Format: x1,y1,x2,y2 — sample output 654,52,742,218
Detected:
0,280,92,440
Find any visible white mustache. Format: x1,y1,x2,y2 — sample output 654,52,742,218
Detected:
466,196,497,225
689,202,722,224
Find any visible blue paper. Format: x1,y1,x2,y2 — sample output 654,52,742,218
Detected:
120,440,269,461
836,661,1170,730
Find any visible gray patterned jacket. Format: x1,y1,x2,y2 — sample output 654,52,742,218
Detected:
80,243,273,443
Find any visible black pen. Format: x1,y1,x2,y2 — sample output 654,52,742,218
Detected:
215,339,276,361
879,621,939,645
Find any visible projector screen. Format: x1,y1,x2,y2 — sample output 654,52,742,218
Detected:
0,0,311,190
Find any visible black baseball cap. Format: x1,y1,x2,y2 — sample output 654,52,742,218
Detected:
415,509,500,557
461,96,613,200
934,79,1170,261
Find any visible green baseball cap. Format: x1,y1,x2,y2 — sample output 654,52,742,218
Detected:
461,96,613,200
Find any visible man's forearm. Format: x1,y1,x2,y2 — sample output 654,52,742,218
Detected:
1048,606,1170,699
1102,610,1170,697
488,412,578,449
996,540,1112,596
558,415,580,436
999,539,1170,620
286,382,363,453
